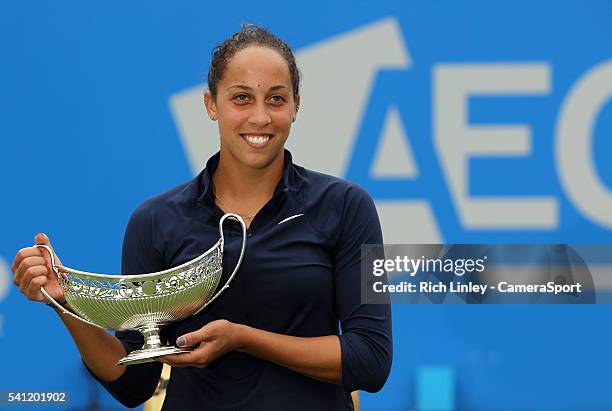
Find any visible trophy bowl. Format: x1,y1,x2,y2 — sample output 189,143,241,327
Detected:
37,213,246,365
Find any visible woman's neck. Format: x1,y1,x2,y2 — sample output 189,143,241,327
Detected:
212,151,285,210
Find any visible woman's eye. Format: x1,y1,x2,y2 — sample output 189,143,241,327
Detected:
234,94,250,103
269,95,285,104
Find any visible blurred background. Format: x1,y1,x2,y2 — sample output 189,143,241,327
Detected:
1,1,611,410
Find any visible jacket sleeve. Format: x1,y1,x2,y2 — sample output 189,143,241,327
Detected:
86,202,165,408
333,185,392,393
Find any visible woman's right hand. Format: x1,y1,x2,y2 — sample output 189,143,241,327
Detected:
11,233,65,303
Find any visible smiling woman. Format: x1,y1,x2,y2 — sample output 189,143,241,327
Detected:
10,24,392,411
202,31,302,228
204,44,299,217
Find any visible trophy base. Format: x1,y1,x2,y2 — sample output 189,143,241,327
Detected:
117,346,192,366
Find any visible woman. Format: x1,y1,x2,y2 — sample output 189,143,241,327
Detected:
11,25,392,410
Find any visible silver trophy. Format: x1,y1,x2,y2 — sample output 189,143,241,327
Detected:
36,213,246,365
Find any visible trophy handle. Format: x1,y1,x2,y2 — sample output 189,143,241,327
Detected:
193,213,247,315
35,244,106,330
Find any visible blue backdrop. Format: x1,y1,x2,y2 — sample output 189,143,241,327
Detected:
1,1,611,410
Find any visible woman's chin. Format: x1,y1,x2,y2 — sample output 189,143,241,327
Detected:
239,151,283,170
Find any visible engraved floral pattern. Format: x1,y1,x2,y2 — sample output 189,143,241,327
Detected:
58,248,223,300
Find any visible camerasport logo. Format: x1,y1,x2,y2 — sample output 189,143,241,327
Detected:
169,18,612,243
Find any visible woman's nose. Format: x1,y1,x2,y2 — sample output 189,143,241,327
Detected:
248,102,272,127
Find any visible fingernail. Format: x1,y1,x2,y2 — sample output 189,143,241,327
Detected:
177,337,186,347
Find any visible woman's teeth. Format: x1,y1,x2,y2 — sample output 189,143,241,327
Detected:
244,135,270,145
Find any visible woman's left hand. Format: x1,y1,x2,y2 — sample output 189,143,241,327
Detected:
159,319,244,368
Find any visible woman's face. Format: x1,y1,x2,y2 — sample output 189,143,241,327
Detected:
205,46,299,170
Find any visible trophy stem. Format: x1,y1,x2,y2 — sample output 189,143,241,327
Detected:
140,323,162,350
116,323,190,366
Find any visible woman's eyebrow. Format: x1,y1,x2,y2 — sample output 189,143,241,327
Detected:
269,85,288,91
226,84,252,91
226,84,288,91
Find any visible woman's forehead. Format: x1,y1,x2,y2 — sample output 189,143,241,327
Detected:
221,46,292,88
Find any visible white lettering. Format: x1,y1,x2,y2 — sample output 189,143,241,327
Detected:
372,106,419,178
372,259,385,276
498,281,582,294
556,60,612,228
449,282,488,295
420,281,447,293
434,63,558,228
373,281,417,293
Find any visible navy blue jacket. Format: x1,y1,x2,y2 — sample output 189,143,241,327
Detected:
98,150,392,410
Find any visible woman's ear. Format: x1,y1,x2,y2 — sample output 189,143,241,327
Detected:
293,95,301,122
204,90,218,121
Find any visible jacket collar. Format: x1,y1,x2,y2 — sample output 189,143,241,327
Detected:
195,149,302,205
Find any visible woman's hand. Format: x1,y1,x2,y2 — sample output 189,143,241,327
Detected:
161,319,342,384
159,319,244,368
11,233,64,303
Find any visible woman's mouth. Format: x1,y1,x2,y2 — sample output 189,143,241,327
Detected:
241,134,272,148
